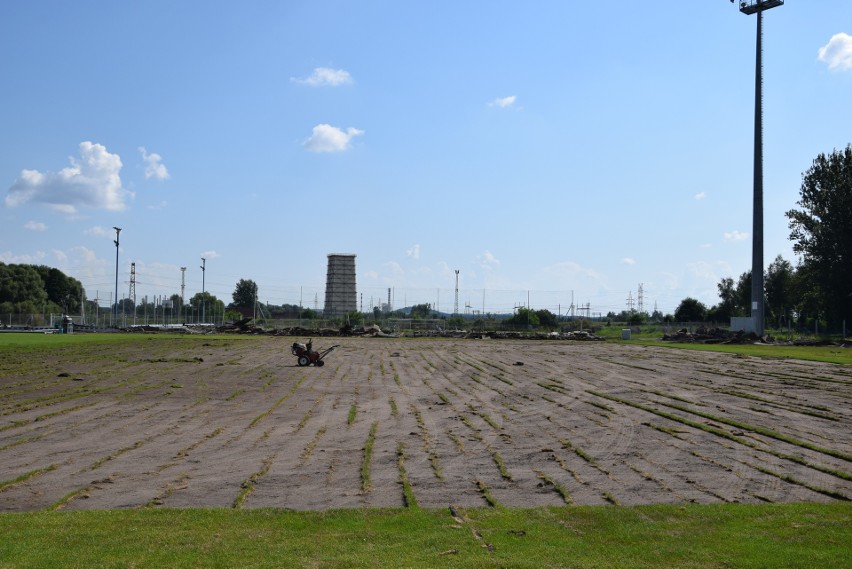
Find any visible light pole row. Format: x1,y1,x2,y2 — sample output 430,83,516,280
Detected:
109,229,209,327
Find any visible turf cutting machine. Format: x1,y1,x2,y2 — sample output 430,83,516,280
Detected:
291,339,338,367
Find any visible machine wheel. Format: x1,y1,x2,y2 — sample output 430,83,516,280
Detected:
297,355,310,367
316,360,325,367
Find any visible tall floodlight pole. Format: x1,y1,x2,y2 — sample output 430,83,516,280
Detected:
113,227,121,327
736,0,783,336
454,270,460,317
200,257,206,323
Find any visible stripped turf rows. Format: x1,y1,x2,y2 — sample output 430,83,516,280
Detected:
0,336,849,512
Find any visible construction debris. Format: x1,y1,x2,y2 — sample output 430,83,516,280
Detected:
214,320,606,340
661,327,761,344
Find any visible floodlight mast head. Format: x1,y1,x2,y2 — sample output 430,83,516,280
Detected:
737,0,783,15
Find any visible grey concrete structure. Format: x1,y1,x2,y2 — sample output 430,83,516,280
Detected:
324,254,357,318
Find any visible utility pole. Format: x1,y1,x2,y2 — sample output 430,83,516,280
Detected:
200,257,206,323
129,262,136,325
113,227,121,327
180,267,186,306
734,0,783,336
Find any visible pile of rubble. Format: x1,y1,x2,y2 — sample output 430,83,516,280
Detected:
216,319,605,341
469,330,605,341
661,327,762,344
217,320,393,337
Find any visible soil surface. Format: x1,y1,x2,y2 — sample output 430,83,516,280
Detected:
1,336,849,511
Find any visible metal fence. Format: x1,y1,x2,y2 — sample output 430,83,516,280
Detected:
1,313,847,338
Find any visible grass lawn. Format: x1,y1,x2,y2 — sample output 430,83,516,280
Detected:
0,503,849,568
625,339,852,365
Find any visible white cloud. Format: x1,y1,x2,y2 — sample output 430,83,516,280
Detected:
24,221,46,231
724,230,749,242
536,261,607,292
384,261,404,276
50,204,77,215
201,250,220,260
818,33,852,71
292,67,353,86
139,147,170,181
694,192,706,200
0,250,46,264
55,246,108,290
687,261,718,281
304,124,364,153
477,250,501,270
621,257,637,265
84,226,112,238
406,244,421,259
4,141,132,213
489,95,517,108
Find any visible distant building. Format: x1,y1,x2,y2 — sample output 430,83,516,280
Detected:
324,254,357,318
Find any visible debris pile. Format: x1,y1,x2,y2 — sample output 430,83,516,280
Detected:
661,327,762,344
214,320,605,340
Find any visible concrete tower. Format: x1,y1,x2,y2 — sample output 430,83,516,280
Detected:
324,254,357,318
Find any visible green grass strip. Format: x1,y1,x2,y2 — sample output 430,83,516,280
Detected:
0,464,58,492
476,479,501,508
361,422,379,493
249,376,306,428
492,451,512,481
233,456,275,509
397,442,419,508
655,399,852,463
534,470,573,505
588,391,852,484
751,464,850,502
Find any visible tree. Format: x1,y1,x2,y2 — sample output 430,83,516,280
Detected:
535,309,558,329
409,303,432,319
626,311,647,326
711,277,737,322
231,279,258,308
674,297,707,323
504,307,539,329
734,271,752,316
0,264,47,307
786,145,852,331
190,292,224,322
764,255,795,327
36,266,83,313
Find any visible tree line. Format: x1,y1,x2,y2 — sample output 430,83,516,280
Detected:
0,264,84,318
675,145,851,333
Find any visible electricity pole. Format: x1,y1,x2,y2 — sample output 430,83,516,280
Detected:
113,227,121,327
200,257,206,323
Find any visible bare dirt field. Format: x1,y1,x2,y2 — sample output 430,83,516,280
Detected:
1,336,849,512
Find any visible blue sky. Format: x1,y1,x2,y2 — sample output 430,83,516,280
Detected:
2,1,850,317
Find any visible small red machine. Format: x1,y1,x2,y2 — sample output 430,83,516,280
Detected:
291,340,338,367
